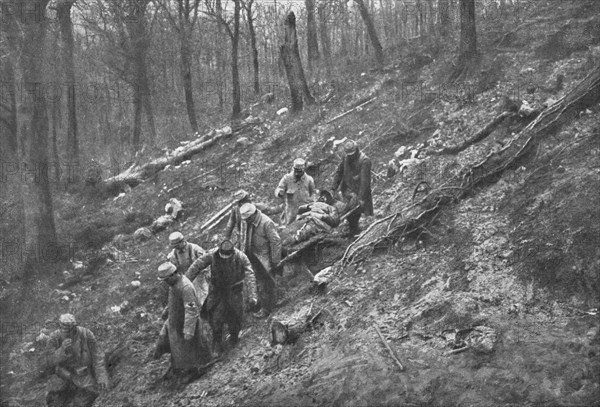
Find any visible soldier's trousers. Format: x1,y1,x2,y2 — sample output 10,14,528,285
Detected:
209,291,244,346
249,255,276,313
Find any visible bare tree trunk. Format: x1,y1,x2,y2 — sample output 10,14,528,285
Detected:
231,0,242,119
305,0,319,70
245,0,260,95
18,0,57,275
126,0,155,148
438,0,450,37
457,0,477,64
216,0,225,110
181,32,198,132
354,0,384,68
280,12,315,113
318,0,332,75
57,0,79,166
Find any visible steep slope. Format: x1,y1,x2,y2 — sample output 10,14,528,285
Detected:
1,1,599,406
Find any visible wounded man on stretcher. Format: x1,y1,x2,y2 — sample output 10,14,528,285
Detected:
286,190,345,245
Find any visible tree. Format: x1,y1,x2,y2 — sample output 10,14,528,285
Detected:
457,0,477,65
56,0,79,164
280,11,315,113
207,0,242,119
305,0,320,70
437,0,450,37
243,0,260,95
354,0,384,68
17,0,57,274
81,0,157,150
317,0,332,74
155,0,202,133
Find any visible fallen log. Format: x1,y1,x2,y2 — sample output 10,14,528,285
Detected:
326,97,376,124
101,126,235,196
200,202,233,231
432,111,517,155
342,65,600,265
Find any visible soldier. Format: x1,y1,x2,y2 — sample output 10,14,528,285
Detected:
41,314,109,407
224,189,252,244
186,240,258,354
167,232,207,304
275,158,316,225
167,232,205,272
239,203,282,318
152,263,212,381
331,139,373,235
293,190,341,243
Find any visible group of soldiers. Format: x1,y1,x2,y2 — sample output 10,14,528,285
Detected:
39,139,372,405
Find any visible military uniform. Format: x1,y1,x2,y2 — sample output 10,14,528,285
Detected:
154,272,212,373
186,247,257,350
42,325,108,407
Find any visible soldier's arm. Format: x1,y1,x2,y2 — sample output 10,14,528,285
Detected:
358,157,372,203
185,252,212,282
331,160,344,191
182,284,200,339
308,176,316,197
86,329,109,387
323,205,340,227
39,330,62,370
191,244,205,260
274,174,288,198
166,249,177,265
224,208,236,239
266,222,282,266
239,251,258,302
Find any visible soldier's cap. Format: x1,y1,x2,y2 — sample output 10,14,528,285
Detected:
233,189,249,202
157,262,178,280
343,139,358,154
240,203,257,220
169,231,184,246
293,158,306,170
59,314,76,326
219,240,235,257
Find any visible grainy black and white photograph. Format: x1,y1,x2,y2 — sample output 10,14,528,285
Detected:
1,0,599,405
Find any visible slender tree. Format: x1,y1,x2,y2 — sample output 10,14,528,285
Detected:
354,0,384,68
155,0,202,133
208,0,242,119
243,0,260,95
457,0,477,65
317,0,332,75
18,0,57,274
56,0,79,164
305,0,320,70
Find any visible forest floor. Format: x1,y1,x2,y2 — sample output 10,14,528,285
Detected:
1,0,600,406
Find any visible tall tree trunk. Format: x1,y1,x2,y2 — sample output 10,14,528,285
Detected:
280,12,315,113
438,0,450,37
457,0,477,64
354,0,384,68
57,0,79,166
317,0,331,75
245,0,260,95
305,0,320,70
127,0,155,148
18,0,57,275
0,5,25,275
231,0,242,119
181,33,199,132
216,0,225,110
